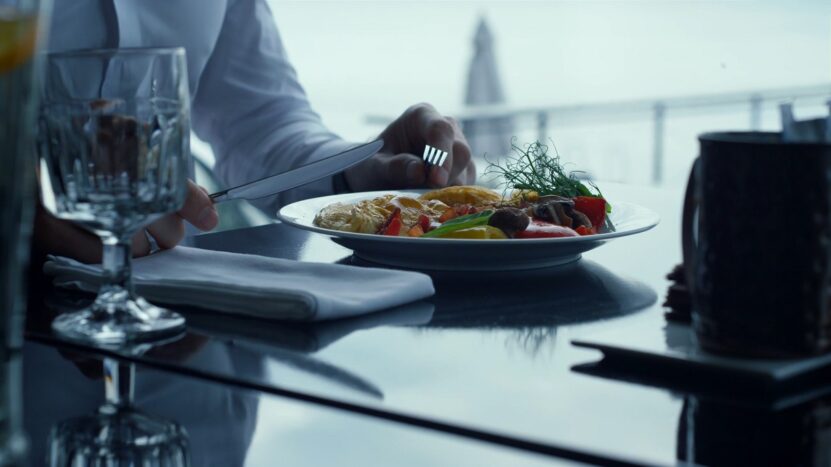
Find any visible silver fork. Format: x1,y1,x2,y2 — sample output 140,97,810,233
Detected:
422,145,448,167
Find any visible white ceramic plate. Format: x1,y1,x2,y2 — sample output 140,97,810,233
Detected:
278,190,660,271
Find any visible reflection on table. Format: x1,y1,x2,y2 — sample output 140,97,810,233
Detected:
677,393,831,466
24,342,258,466
26,183,689,465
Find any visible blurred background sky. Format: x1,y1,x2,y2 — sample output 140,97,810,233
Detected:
261,0,831,187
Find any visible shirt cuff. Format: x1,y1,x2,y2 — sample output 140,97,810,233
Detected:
332,171,352,194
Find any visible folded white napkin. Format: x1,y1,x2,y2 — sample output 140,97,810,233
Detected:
43,246,435,322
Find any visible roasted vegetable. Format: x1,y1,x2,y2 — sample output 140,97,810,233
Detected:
531,197,574,225
434,225,507,239
377,208,402,236
570,209,592,230
488,207,530,237
438,207,457,223
573,196,607,231
531,196,595,230
574,225,594,236
418,214,431,232
422,210,494,238
407,224,425,237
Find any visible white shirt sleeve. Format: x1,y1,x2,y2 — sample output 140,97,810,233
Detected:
191,0,355,213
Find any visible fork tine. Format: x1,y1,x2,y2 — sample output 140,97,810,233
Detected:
423,145,450,166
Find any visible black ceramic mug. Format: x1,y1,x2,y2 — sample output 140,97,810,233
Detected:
683,132,831,357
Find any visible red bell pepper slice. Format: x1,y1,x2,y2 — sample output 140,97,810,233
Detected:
377,208,403,236
453,204,478,216
573,196,606,230
574,225,595,236
418,214,431,232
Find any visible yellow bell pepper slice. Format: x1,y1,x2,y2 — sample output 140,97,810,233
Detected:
435,225,507,239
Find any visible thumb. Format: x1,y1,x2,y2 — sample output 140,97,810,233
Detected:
177,180,218,231
378,153,426,189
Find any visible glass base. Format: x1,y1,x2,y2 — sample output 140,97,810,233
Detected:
51,295,185,346
48,406,189,466
0,433,27,467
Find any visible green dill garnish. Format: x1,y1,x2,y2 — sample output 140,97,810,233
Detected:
485,140,611,213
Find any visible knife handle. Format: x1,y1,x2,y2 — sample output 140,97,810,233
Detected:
209,190,229,203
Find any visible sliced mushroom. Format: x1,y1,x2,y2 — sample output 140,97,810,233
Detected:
552,203,573,227
531,203,558,224
488,207,530,237
531,197,575,226
569,208,592,229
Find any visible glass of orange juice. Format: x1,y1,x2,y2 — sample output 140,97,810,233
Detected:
0,0,49,463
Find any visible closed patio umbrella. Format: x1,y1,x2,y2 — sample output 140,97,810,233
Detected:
463,17,514,164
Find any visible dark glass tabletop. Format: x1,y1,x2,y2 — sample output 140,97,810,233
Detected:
23,341,577,467
31,183,816,466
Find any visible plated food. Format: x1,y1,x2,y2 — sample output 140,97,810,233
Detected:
281,192,658,270
314,141,611,240
314,185,609,240
281,141,658,270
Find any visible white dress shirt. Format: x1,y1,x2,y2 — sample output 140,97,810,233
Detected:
48,0,354,213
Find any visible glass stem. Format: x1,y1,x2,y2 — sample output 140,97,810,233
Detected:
100,236,135,300
102,358,134,410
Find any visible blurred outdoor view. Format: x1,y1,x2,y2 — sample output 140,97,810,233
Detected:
266,0,831,187
196,0,831,227
236,3,830,458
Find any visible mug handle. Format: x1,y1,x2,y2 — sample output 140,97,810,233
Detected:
682,157,700,294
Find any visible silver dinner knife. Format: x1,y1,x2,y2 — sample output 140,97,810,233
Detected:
209,139,384,202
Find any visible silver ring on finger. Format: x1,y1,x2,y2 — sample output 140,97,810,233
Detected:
144,229,161,255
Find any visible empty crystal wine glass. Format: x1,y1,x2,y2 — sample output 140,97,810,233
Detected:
38,48,190,344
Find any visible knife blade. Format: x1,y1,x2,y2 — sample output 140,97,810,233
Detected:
209,139,384,203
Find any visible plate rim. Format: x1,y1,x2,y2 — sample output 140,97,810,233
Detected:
277,189,660,245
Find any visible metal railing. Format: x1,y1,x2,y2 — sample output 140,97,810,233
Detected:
367,83,831,184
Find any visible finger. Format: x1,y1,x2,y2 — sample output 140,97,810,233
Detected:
447,138,473,185
463,162,478,185
146,213,185,250
446,115,461,130
177,180,218,231
410,105,455,186
378,153,426,189
446,116,473,180
131,229,152,257
427,165,448,188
